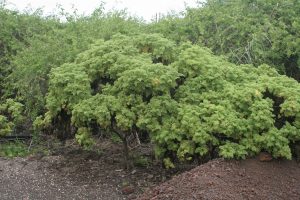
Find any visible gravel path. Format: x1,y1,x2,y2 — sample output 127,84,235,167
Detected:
0,157,122,200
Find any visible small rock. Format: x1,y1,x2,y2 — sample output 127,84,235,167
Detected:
207,181,214,186
27,155,36,161
121,185,135,195
147,174,154,179
258,152,273,162
238,172,245,177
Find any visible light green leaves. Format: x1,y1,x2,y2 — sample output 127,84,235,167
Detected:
46,63,91,117
75,127,95,150
0,115,13,136
0,99,24,136
42,34,300,167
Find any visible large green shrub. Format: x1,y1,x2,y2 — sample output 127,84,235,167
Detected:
41,34,300,168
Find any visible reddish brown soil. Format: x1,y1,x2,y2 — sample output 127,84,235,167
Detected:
138,158,300,200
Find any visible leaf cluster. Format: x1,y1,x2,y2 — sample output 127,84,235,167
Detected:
0,99,24,136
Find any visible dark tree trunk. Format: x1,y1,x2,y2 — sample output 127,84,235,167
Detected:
285,55,300,82
122,138,131,169
112,124,133,169
53,109,74,142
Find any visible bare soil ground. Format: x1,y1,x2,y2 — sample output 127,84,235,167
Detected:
138,158,300,200
1,139,299,200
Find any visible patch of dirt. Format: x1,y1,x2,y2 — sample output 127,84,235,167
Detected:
138,158,300,200
1,138,300,200
0,139,192,200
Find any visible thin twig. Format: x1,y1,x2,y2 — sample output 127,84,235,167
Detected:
27,139,33,152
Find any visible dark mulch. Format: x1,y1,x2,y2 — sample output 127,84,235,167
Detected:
137,157,300,200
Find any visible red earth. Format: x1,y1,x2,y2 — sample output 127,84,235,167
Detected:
137,157,300,200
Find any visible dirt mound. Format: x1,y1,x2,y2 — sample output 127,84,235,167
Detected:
138,158,300,200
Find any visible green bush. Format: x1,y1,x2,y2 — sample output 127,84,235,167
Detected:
40,34,300,168
0,141,29,158
133,155,150,167
0,99,24,136
141,46,300,165
0,115,12,136
75,127,95,150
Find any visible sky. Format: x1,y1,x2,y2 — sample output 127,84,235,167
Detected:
4,0,200,21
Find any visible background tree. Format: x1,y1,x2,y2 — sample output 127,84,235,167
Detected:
5,6,144,124
150,0,300,81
